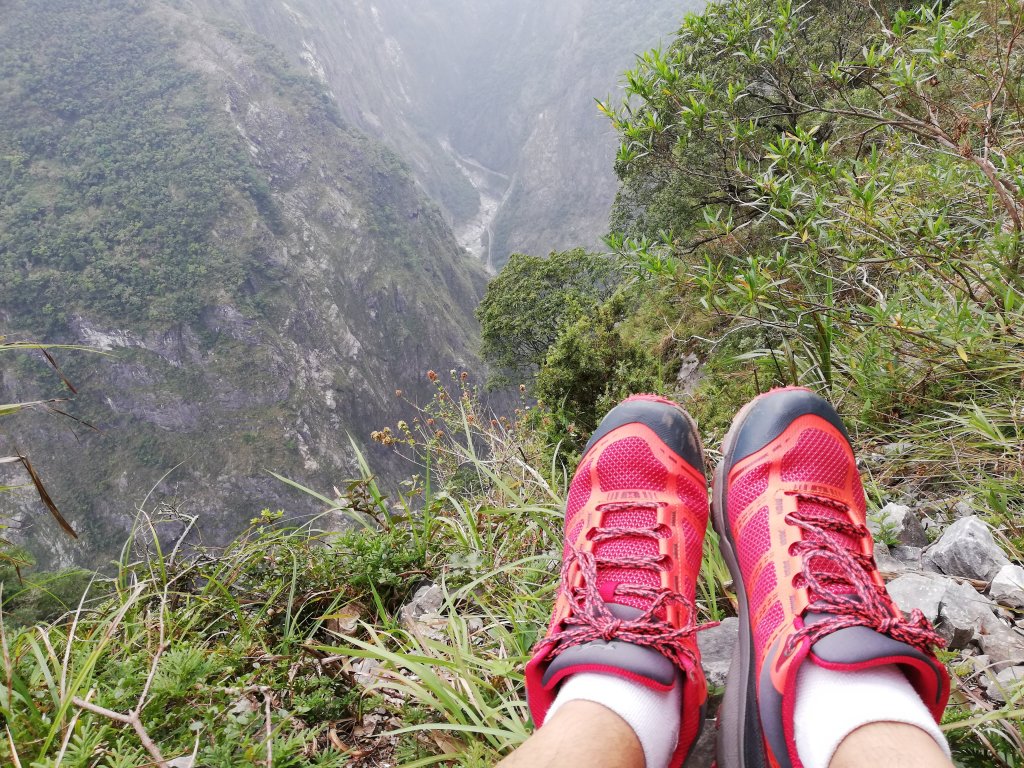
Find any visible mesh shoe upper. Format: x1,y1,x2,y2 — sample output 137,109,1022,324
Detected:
525,394,710,768
713,388,950,768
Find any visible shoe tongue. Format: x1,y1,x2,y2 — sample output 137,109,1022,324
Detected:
594,505,662,614
798,498,863,599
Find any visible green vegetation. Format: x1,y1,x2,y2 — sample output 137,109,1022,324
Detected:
477,248,618,380
5,0,1024,765
0,0,275,332
0,0,488,572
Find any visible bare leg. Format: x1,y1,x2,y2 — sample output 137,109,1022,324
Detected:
831,722,954,768
498,701,645,768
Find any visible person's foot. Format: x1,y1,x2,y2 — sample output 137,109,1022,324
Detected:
711,387,950,767
525,394,710,768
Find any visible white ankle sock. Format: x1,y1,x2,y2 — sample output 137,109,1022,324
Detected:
546,671,682,768
794,662,951,768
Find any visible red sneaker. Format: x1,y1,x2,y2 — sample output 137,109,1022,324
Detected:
711,388,950,767
525,394,710,768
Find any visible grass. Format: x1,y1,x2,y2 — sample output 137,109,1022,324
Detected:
2,374,1023,766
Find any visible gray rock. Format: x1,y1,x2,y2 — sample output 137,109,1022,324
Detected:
676,353,703,396
882,441,914,457
990,564,1024,609
953,499,975,519
874,543,905,576
887,573,950,623
698,617,739,690
891,545,923,567
978,623,1024,671
869,503,929,548
985,665,1024,703
400,583,447,639
687,719,717,767
938,579,998,650
971,654,992,676
923,516,1010,581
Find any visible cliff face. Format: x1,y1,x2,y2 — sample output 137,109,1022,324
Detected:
187,0,703,268
0,0,487,569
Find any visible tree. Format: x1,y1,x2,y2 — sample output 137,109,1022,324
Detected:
476,248,618,382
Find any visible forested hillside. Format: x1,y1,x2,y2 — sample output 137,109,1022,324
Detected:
3,1,1024,766
0,0,487,570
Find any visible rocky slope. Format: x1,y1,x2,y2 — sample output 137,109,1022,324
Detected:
0,0,487,570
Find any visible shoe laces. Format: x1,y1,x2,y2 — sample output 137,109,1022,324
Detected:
538,502,713,673
783,492,945,657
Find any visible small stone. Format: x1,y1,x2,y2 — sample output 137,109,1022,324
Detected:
891,546,922,567
971,654,992,675
400,583,448,640
869,503,930,548
882,441,914,457
990,564,1024,609
698,617,739,690
923,516,1010,581
676,353,703,395
953,499,975,519
887,573,949,624
874,543,905,576
985,665,1024,703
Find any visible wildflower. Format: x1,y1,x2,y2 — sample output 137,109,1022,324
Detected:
460,371,468,382
395,389,403,397
519,383,526,393
435,430,444,439
427,418,435,426
397,420,409,432
466,414,475,424
427,370,438,382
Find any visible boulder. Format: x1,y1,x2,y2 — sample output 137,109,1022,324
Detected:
985,665,1024,703
978,623,1024,672
886,573,949,624
698,618,739,690
923,516,1009,581
990,564,1024,609
874,543,906,576
937,579,997,650
869,503,929,548
891,545,923,568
